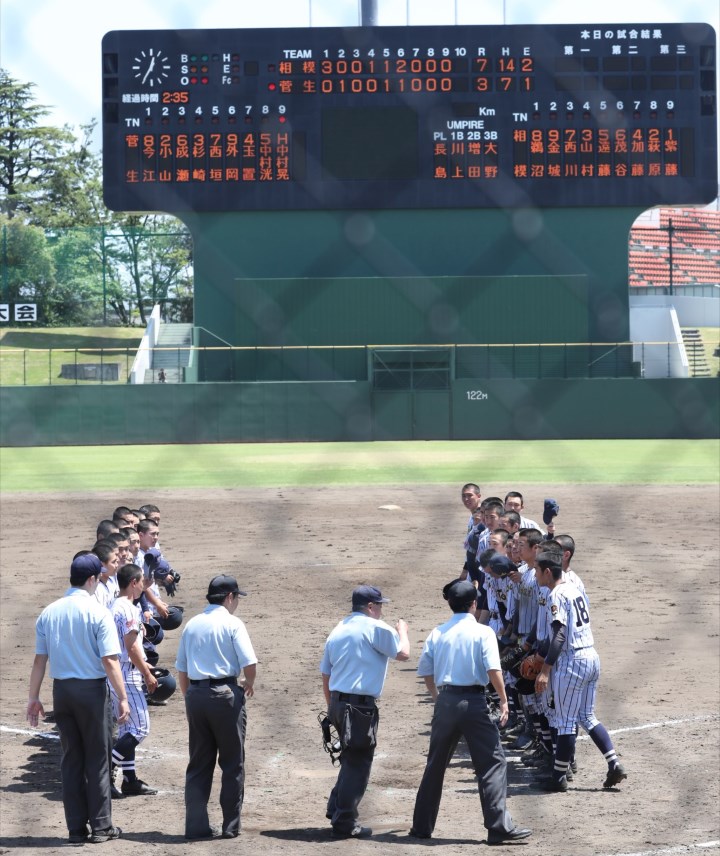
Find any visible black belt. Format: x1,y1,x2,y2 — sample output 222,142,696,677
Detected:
190,677,237,687
440,685,486,694
332,692,375,705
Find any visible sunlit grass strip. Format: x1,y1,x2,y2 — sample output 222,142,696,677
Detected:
1,439,717,492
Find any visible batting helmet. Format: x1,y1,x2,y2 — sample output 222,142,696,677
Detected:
143,618,164,645
157,605,184,631
143,643,159,667
144,667,176,703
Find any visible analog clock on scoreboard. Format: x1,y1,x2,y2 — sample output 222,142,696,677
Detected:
101,24,717,211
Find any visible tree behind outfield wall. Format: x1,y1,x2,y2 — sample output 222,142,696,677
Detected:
1,219,194,326
0,70,194,326
106,215,194,326
0,70,77,221
0,215,57,321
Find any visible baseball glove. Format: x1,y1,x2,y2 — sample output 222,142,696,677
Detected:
499,645,526,672
519,653,545,681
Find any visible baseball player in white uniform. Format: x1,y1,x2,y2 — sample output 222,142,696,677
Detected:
532,550,627,792
109,563,159,796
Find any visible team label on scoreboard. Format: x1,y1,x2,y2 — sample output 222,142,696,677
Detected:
101,24,717,211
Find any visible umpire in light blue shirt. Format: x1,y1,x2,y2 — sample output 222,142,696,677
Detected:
27,553,129,845
176,575,258,841
409,580,532,846
320,585,410,840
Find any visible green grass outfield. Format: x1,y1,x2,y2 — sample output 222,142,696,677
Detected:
0,439,717,492
0,327,143,386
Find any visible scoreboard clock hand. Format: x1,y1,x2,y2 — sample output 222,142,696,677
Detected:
142,55,156,85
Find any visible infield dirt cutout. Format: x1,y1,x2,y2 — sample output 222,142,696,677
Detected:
0,484,718,854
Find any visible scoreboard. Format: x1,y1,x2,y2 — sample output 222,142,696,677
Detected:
101,24,717,211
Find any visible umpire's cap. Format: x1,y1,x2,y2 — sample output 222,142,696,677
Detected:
207,575,247,601
71,553,103,581
444,580,477,610
352,585,390,608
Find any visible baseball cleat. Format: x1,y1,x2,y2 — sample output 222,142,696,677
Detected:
531,776,569,792
522,745,548,767
512,733,534,750
121,779,158,796
603,763,627,789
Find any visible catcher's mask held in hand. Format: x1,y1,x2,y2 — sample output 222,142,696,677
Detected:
318,713,342,766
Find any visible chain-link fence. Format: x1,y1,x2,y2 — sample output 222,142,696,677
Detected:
1,340,717,386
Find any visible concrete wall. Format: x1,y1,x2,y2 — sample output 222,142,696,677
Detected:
630,293,720,328
629,303,688,378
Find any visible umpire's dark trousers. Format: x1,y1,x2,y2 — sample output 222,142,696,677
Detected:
53,677,112,834
412,688,514,839
184,682,247,838
326,695,377,834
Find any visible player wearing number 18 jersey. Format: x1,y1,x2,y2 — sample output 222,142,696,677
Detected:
533,551,627,793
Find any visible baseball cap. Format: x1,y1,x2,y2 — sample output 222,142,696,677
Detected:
543,498,560,525
70,553,103,581
143,548,162,565
207,575,247,599
443,580,478,609
153,557,172,575
487,554,518,578
351,585,390,608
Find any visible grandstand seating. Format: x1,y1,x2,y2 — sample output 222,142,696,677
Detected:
628,207,720,289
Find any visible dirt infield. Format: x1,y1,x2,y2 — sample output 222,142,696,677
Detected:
1,484,718,855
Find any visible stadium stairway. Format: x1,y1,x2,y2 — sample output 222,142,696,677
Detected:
144,323,193,383
681,328,711,377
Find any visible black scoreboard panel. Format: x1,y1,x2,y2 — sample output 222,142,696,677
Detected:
101,24,717,211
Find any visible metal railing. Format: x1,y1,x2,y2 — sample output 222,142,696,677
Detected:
1,341,717,386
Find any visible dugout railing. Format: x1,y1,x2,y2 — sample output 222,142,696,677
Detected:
0,340,717,386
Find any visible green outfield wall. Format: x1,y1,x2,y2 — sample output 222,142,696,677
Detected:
1,378,716,446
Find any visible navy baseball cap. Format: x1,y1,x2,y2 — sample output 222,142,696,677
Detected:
444,580,477,609
207,575,247,600
143,548,162,565
543,498,560,525
352,585,390,608
487,555,518,578
71,553,103,581
153,557,172,575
